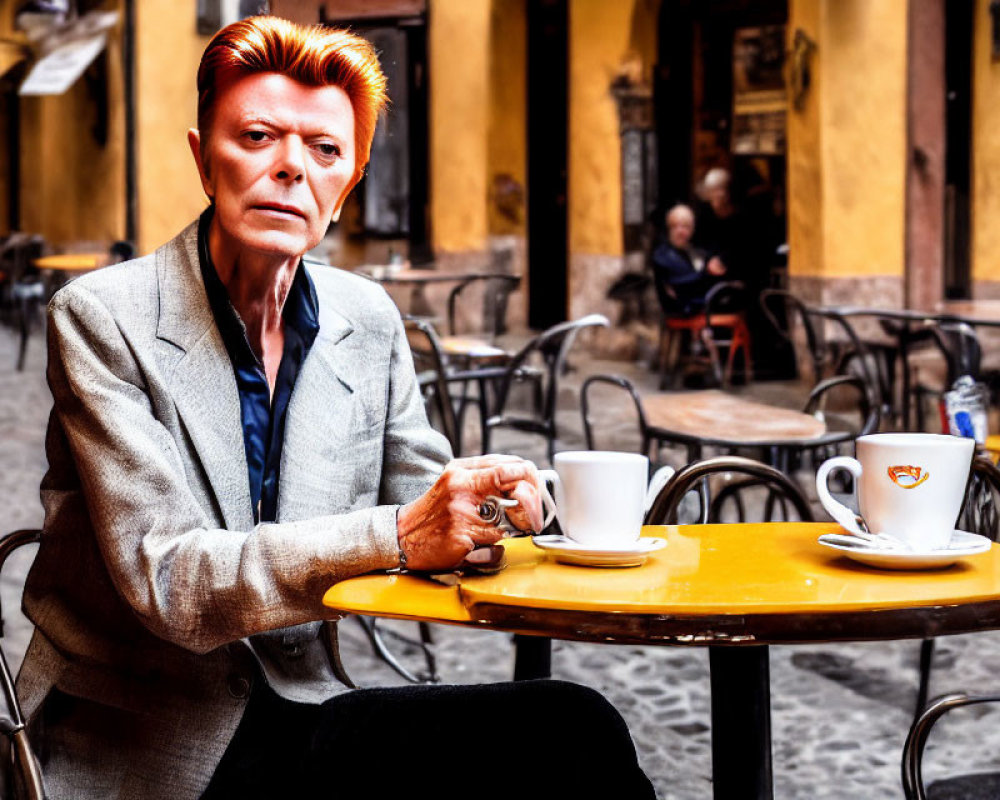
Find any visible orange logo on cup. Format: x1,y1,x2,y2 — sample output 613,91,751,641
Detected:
887,465,929,489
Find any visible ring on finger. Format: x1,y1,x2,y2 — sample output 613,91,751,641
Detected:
478,495,519,531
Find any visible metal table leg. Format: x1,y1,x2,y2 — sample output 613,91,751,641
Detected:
513,635,552,680
710,645,773,800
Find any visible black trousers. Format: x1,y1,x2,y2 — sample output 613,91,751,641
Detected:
201,678,656,799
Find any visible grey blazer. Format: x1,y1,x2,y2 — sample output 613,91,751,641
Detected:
17,221,451,798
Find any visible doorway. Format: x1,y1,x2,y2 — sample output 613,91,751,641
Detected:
655,0,792,379
944,0,973,300
526,0,568,329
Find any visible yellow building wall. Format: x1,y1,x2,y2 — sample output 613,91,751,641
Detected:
16,1,127,247
786,1,823,279
568,0,630,258
135,0,210,254
487,0,526,236
972,0,1000,285
787,0,907,283
430,0,491,253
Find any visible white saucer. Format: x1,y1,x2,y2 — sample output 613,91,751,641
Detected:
817,529,992,570
531,534,666,568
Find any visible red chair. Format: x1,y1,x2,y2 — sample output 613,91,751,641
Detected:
657,281,752,389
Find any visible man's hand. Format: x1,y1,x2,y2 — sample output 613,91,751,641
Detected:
396,455,545,572
707,256,727,276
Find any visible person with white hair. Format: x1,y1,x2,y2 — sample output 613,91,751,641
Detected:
650,203,727,315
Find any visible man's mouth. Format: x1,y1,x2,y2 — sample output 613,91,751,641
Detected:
252,203,305,219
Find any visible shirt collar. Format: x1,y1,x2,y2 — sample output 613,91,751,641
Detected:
196,207,320,359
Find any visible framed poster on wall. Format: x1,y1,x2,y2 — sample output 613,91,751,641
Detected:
731,25,786,155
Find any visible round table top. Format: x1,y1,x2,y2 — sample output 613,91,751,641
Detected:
33,253,106,271
359,266,522,285
323,522,1000,645
642,390,829,446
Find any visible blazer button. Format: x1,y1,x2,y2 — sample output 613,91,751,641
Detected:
227,673,252,699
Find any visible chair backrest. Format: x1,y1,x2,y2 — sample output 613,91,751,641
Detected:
0,235,44,285
579,374,648,454
644,455,814,526
760,288,828,384
802,375,880,438
761,289,883,410
491,313,610,426
446,274,521,338
926,320,982,384
403,318,461,454
958,454,1000,540
702,280,747,325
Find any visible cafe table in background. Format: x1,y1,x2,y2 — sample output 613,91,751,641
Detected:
32,253,108,273
356,264,520,318
324,522,1000,800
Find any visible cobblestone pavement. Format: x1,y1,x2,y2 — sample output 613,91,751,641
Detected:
3,321,1000,798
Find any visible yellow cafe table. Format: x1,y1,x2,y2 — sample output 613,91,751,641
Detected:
324,521,1000,800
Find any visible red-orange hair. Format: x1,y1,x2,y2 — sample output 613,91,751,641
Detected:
197,16,388,191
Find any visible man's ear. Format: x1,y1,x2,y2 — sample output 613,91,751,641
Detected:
331,171,363,223
187,128,213,200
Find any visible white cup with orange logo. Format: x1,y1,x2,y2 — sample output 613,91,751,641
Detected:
815,433,975,550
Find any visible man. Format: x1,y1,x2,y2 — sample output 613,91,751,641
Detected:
651,203,727,315
17,16,653,799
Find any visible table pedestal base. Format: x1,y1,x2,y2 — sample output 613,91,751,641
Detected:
710,645,773,800
513,634,552,680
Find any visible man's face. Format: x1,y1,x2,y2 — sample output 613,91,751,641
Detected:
667,211,694,248
707,185,729,214
189,72,357,259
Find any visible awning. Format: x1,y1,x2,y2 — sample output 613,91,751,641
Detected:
18,10,117,96
19,31,104,95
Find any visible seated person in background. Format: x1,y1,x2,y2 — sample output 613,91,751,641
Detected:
651,203,727,315
17,16,654,800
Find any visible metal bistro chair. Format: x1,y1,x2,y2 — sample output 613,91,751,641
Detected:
760,288,888,424
0,528,44,800
482,314,609,463
644,455,815,528
908,320,982,433
910,454,1000,749
657,280,752,390
404,315,520,457
0,235,46,372
444,274,521,343
405,317,463,453
903,693,1000,800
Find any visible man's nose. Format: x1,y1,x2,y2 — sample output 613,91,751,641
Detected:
273,137,305,182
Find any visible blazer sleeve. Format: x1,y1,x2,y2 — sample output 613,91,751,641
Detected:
45,283,440,655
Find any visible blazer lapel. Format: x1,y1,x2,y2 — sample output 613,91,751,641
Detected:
277,269,359,520
155,223,253,532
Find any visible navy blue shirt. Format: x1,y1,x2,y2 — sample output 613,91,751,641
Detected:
197,210,320,524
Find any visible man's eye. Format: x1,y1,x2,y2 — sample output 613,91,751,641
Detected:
245,131,269,143
316,143,340,158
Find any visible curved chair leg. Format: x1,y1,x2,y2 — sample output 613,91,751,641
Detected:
355,617,440,684
16,297,30,373
915,638,935,723
902,692,1000,800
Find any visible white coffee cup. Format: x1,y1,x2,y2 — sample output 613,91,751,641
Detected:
815,432,975,550
539,451,673,547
